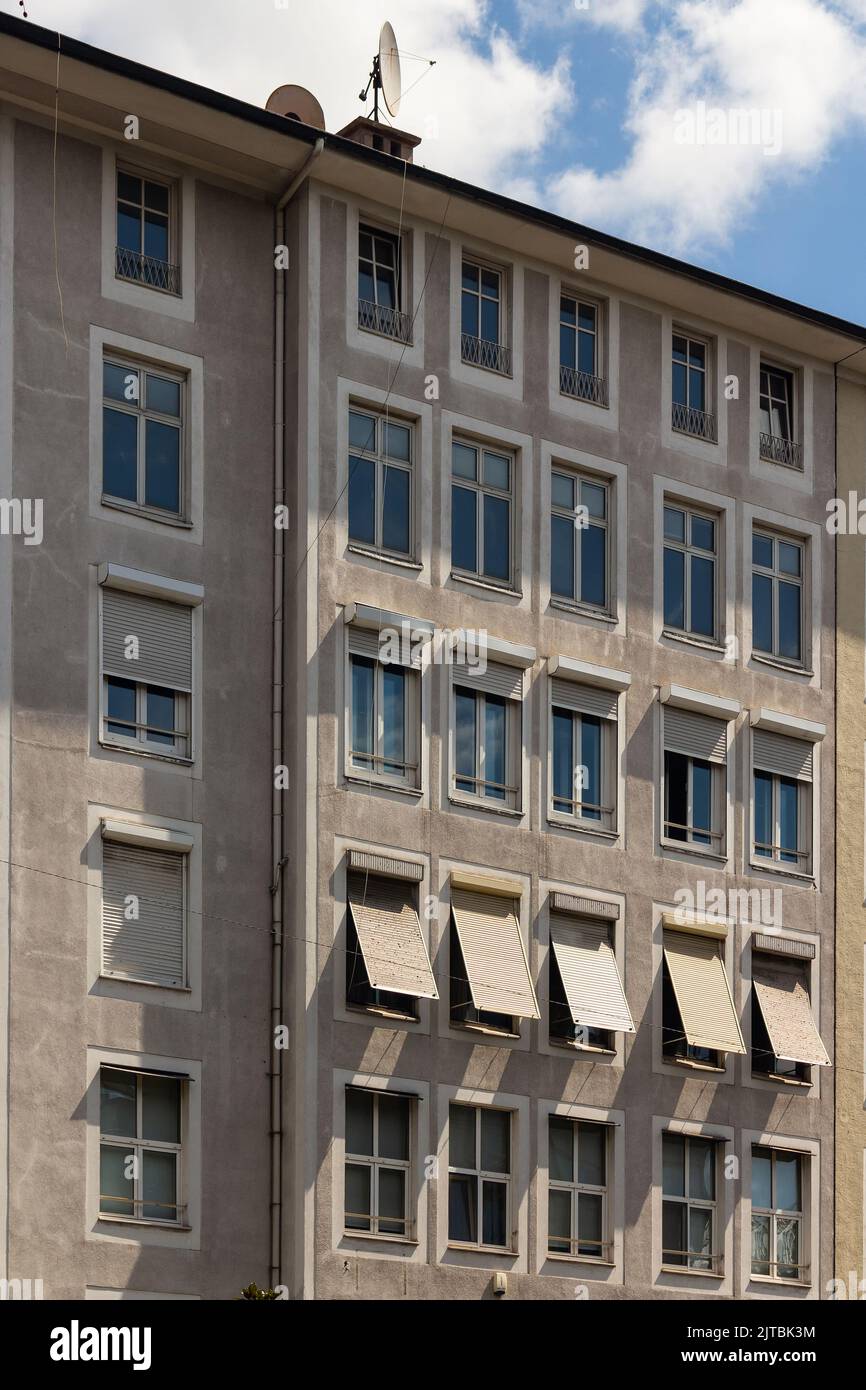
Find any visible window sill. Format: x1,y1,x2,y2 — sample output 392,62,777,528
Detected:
751,1071,812,1089
114,274,182,302
345,773,423,799
664,1057,726,1075
342,1230,419,1246
357,325,413,349
660,837,727,865
545,1253,616,1268
749,1275,811,1290
748,860,815,885
458,357,513,381
548,815,618,841
449,571,522,599
454,1022,520,1041
549,1038,616,1057
99,738,193,768
549,598,617,624
97,1214,192,1232
101,496,193,529
660,1265,723,1279
660,628,726,655
346,1002,419,1024
750,652,813,678
447,1242,516,1256
99,973,191,993
346,544,423,572
449,795,522,819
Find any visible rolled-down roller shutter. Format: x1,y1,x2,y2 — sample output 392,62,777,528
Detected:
450,887,539,1018
102,841,186,987
753,730,813,781
663,931,746,1054
753,968,830,1067
347,624,426,668
347,873,437,998
102,589,193,691
549,913,634,1033
551,679,618,721
664,707,727,763
452,660,523,700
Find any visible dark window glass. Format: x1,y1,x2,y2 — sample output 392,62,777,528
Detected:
664,547,685,629
103,408,138,502
754,770,773,858
448,1174,476,1242
106,677,136,737
582,524,606,607
144,419,180,512
451,485,477,572
482,1181,507,1246
690,554,715,636
665,751,689,841
350,656,374,769
146,687,176,747
552,708,573,813
551,513,575,599
483,695,506,801
144,210,169,262
455,688,477,792
482,493,510,581
382,466,410,554
691,759,712,845
779,777,799,864
348,455,376,546
778,583,801,661
752,572,773,653
382,668,406,776
480,295,499,344
581,715,602,821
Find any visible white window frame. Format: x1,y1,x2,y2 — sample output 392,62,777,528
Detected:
751,768,811,873
662,499,719,642
751,527,805,667
749,348,814,493
652,1116,734,1294
446,1102,514,1252
450,437,515,588
661,746,726,859
671,329,713,432
660,1131,720,1274
548,699,616,832
748,1146,809,1287
114,165,179,294
450,680,522,814
343,1087,414,1239
546,1115,611,1261
461,259,506,350
347,404,415,561
98,1067,184,1227
436,1084,529,1270
741,1132,818,1295
744,505,820,684
549,465,611,614
101,352,187,522
345,645,420,791
538,1099,624,1281
660,313,727,463
101,146,195,322
449,242,523,401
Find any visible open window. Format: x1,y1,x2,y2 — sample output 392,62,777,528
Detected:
449,881,538,1037
547,895,633,1052
662,928,745,1070
345,854,436,1021
752,729,813,875
662,704,727,855
751,939,829,1084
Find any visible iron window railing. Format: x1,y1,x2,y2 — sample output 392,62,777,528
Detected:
672,401,717,442
116,246,181,296
759,432,803,470
559,364,608,406
461,333,512,376
357,298,412,343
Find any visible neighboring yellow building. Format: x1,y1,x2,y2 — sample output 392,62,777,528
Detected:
835,363,866,1293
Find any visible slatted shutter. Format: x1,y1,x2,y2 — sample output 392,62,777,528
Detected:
102,841,186,986
450,887,538,1018
664,707,727,763
663,931,745,1054
347,873,437,998
753,967,830,1067
452,660,523,700
549,913,634,1032
102,589,193,691
753,730,813,781
551,678,618,721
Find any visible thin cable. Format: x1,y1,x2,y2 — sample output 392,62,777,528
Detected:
51,36,69,355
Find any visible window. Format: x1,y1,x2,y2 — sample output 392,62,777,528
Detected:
452,660,523,811
461,260,511,374
750,949,829,1083
559,295,605,404
752,729,813,873
451,439,513,585
450,885,538,1035
448,1104,511,1248
115,169,179,294
662,1134,718,1271
548,1117,609,1259
348,408,413,558
100,586,194,760
548,902,633,1051
550,470,608,609
357,224,410,342
101,836,188,988
346,866,437,1018
671,333,715,441
751,1148,805,1281
550,680,617,829
752,530,804,665
102,357,184,518
348,629,419,788
344,1089,413,1238
662,706,727,854
99,1067,183,1225
663,503,717,640
759,364,801,469
661,930,745,1068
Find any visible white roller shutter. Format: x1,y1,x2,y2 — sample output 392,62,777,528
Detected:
451,887,539,1018
347,874,437,998
753,730,813,781
549,913,634,1033
664,707,727,763
551,679,618,721
102,841,186,987
452,660,523,700
102,589,193,691
663,931,745,1054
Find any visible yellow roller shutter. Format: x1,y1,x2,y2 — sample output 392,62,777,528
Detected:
451,887,539,1019
663,932,745,1054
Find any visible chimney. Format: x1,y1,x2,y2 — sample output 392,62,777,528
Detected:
337,116,421,164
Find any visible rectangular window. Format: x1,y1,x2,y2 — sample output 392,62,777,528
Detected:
752,727,813,873
751,1147,805,1281
662,706,727,854
548,1116,609,1259
662,1133,718,1271
672,333,716,441
550,470,608,609
751,949,829,1082
452,439,513,585
101,838,188,988
348,408,413,558
448,1103,511,1248
461,260,511,375
760,364,801,469
102,357,185,518
344,1088,413,1238
549,679,618,830
548,915,630,1051
663,503,717,640
450,885,538,1035
357,224,410,343
347,630,419,788
662,930,745,1068
452,662,522,810
346,868,438,1018
100,588,193,760
559,295,606,404
99,1067,183,1224
115,168,179,294
752,530,804,664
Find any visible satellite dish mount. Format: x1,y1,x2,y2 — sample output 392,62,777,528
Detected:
359,21,402,122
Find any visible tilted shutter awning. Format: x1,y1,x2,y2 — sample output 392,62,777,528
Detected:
551,678,618,721
450,887,539,1018
753,730,813,781
663,932,746,1054
347,874,437,999
753,969,830,1067
452,660,523,701
664,707,727,764
102,589,193,691
549,913,634,1033
102,841,186,987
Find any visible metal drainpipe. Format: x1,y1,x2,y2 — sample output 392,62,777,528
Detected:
271,136,324,1292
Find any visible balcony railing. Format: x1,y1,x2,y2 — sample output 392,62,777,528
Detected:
672,401,717,442
115,246,181,296
357,298,412,344
461,333,512,376
560,363,608,406
760,431,803,470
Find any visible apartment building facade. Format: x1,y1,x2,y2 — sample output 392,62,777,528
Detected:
1,13,865,1302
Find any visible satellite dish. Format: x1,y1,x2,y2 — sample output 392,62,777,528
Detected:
378,22,402,118
266,84,326,130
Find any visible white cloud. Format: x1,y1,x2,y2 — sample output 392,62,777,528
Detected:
516,0,653,33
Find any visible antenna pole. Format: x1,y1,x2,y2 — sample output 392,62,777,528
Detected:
372,55,381,123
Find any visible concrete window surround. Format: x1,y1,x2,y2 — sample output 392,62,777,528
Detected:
742,503,823,688
539,442,628,636
330,840,433,1036
651,1116,735,1296
88,324,204,544
85,803,203,1012
536,880,628,1066
535,1099,625,1282
653,475,736,663
449,238,524,401
739,924,824,1100
85,1045,202,1250
344,197,426,369
100,143,196,322
746,723,820,887
660,312,729,464
544,667,627,845
547,277,620,433
331,1070,431,1262
651,903,739,1085
740,1132,819,1298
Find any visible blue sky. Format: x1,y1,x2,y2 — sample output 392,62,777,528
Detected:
5,0,866,323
